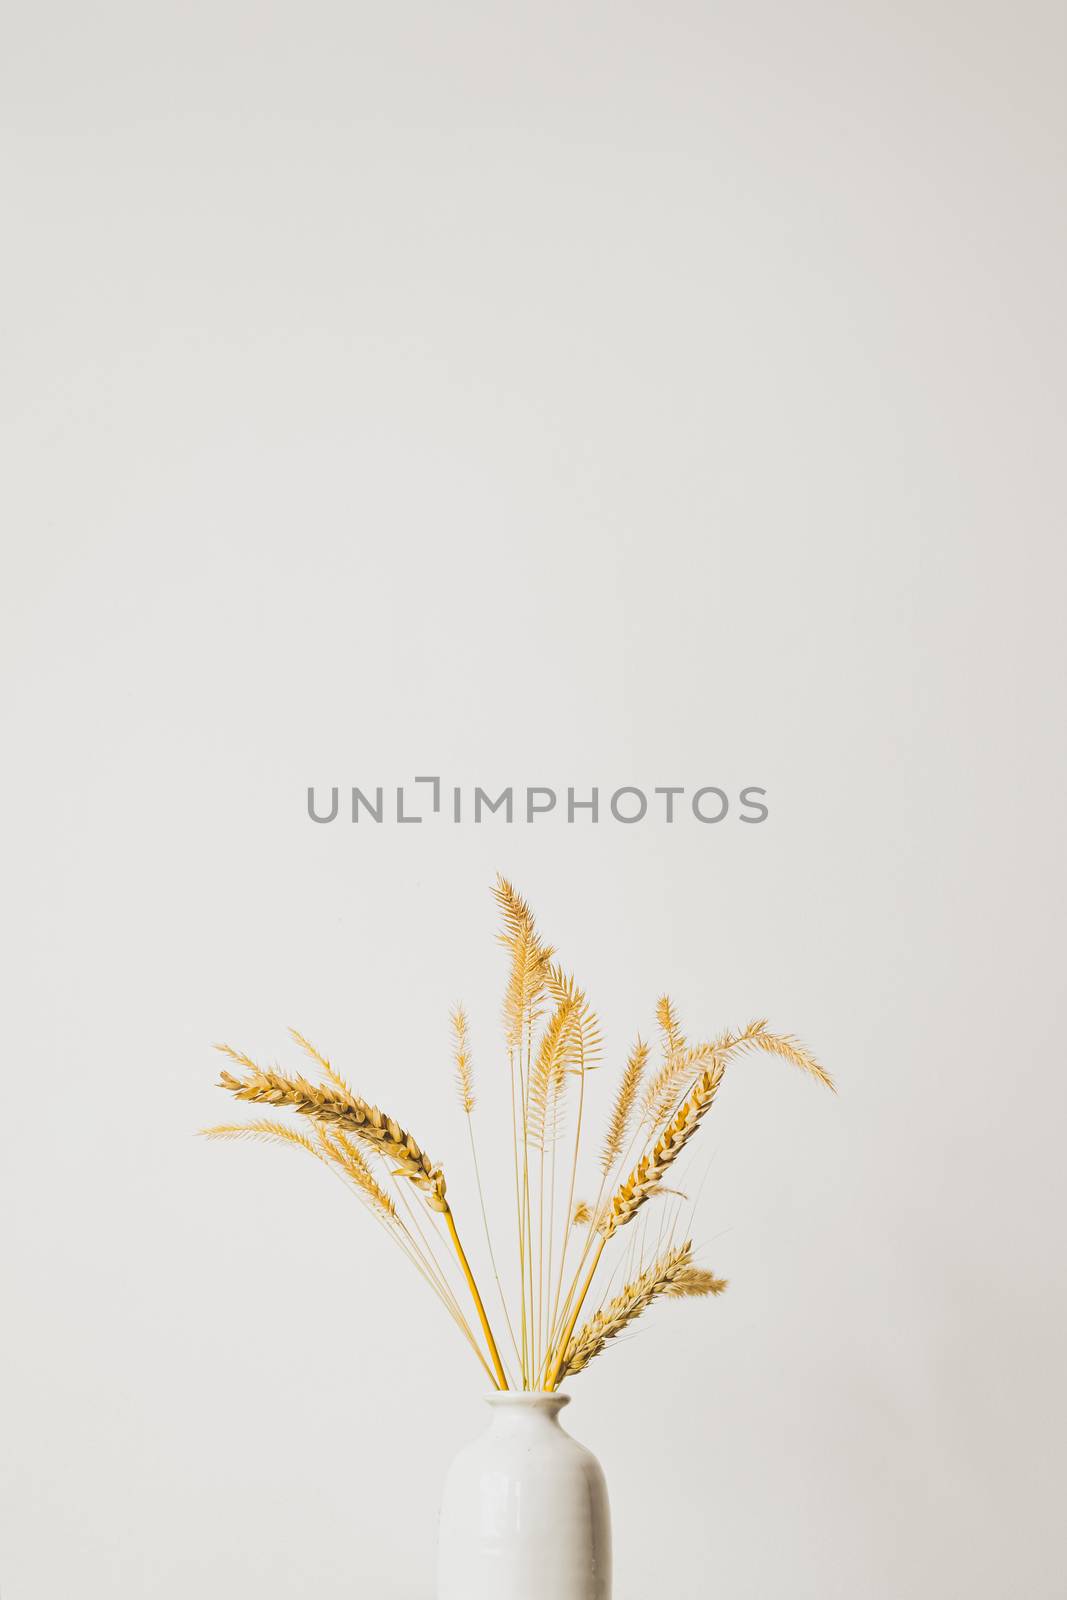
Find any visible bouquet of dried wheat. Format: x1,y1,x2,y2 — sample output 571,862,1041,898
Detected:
204,877,833,1390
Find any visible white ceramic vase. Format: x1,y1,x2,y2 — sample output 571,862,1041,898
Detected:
437,1393,612,1600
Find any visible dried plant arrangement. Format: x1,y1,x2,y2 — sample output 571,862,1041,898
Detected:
205,877,834,1390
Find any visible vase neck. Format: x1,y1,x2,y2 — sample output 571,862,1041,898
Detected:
484,1393,570,1432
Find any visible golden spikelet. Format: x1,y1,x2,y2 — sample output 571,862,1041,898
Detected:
664,1266,728,1298
603,1058,727,1238
317,1127,397,1219
214,1042,261,1073
600,1036,649,1173
572,1201,593,1227
656,995,686,1059
320,1125,374,1180
288,1027,331,1076
200,1118,322,1159
215,1055,449,1213
288,1027,355,1097
641,1041,721,1130
528,992,579,1151
641,997,693,1127
736,1025,836,1092
606,1018,835,1238
491,874,538,944
493,875,554,1049
527,968,602,1153
643,1019,816,1130
545,966,602,1068
560,1241,699,1378
451,1006,475,1115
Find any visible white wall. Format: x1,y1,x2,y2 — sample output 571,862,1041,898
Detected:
2,3,1065,1596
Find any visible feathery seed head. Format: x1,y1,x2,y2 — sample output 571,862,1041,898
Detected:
600,1036,649,1173
604,1058,726,1238
216,1064,449,1212
451,1006,475,1115
561,1241,701,1378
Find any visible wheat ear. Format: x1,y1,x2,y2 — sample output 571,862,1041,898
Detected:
560,1240,721,1378
528,991,579,1152
493,874,554,1385
201,1118,322,1158
215,1053,508,1387
316,1127,397,1219
201,1118,396,1222
732,1025,836,1091
216,1060,449,1210
656,995,686,1058
664,1265,728,1298
451,1006,475,1114
543,1057,726,1389
603,1057,726,1238
641,1042,722,1130
600,1037,649,1173
493,875,554,1048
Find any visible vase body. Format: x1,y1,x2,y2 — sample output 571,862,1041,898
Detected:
437,1393,611,1600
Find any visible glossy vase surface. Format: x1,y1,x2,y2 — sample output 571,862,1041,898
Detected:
437,1393,611,1600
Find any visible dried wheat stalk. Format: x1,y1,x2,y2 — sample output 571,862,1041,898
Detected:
602,1057,727,1238
528,991,580,1151
200,1114,398,1223
451,1006,475,1115
560,1239,725,1378
215,1056,449,1213
641,1041,721,1130
731,1024,835,1090
656,995,686,1059
664,1265,728,1298
201,1117,322,1159
545,966,602,1066
316,1127,397,1219
218,1051,512,1387
493,875,554,1048
208,879,832,1393
600,1037,649,1173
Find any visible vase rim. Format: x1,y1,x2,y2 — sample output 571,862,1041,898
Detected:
484,1391,571,1409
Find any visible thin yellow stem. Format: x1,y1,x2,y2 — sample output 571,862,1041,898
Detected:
545,1063,664,1359
537,1142,545,1373
545,1233,606,1391
545,1129,558,1358
522,1019,536,1382
547,1038,588,1355
444,1206,509,1390
466,1115,521,1375
510,1046,528,1385
326,1160,496,1386
383,1177,495,1376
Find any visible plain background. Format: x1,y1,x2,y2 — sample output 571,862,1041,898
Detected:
2,2,1065,1596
